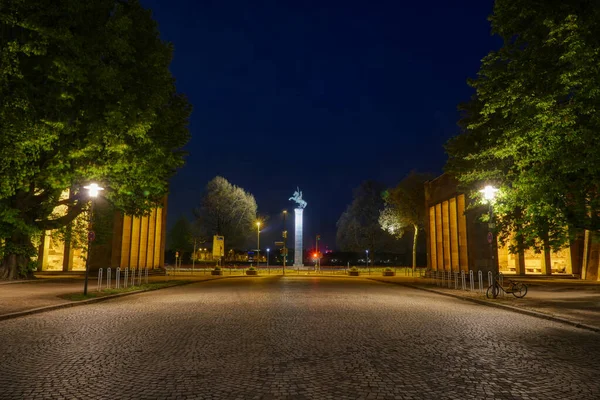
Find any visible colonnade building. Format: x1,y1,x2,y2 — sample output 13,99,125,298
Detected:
425,174,598,280
37,193,167,272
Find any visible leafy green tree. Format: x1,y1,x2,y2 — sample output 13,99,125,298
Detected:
379,172,433,270
194,176,258,250
0,0,191,279
336,181,396,265
446,0,600,254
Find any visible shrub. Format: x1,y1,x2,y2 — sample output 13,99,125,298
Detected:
385,267,392,272
248,266,256,271
350,267,358,272
214,266,221,271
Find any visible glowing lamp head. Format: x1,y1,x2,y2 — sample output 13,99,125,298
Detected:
267,248,270,252
256,221,261,228
480,185,499,201
84,183,104,198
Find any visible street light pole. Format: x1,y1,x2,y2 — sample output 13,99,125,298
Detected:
83,183,104,296
256,221,261,268
283,210,287,276
192,238,196,274
366,249,369,275
480,185,499,295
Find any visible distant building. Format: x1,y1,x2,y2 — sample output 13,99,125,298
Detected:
424,174,598,280
37,194,167,272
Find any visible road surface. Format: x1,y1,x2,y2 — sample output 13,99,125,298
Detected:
1,276,599,399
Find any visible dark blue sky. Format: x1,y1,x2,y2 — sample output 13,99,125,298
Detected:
141,0,500,251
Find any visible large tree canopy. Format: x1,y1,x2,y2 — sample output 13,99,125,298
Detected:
0,0,191,278
194,176,258,251
446,0,600,253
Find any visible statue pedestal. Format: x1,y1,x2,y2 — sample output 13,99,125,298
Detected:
294,208,304,267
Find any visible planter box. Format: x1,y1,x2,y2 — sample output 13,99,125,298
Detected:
348,271,360,276
382,271,395,276
211,270,222,276
246,270,258,275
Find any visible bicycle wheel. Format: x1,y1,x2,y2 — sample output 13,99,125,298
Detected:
486,283,500,299
512,282,528,298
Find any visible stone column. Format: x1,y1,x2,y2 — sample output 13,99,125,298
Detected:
294,208,304,267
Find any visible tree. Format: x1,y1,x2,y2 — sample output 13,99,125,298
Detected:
0,0,191,279
336,181,395,265
445,0,600,254
167,216,194,258
194,177,258,251
379,172,433,270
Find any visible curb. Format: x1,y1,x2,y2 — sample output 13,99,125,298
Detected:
369,279,600,334
0,277,236,322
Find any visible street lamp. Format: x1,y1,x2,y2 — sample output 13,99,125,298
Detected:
256,221,261,268
480,185,499,295
282,210,287,275
83,183,104,296
266,248,270,268
366,249,369,275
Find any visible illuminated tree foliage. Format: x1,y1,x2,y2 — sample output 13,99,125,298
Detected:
379,172,432,270
446,0,600,253
0,0,191,279
194,176,258,251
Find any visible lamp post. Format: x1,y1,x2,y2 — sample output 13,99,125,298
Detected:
366,249,369,275
256,221,261,268
266,248,270,273
480,185,499,291
83,183,104,296
282,210,287,276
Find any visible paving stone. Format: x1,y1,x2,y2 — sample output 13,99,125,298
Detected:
0,276,599,399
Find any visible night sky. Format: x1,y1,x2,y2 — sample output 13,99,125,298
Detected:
140,0,500,251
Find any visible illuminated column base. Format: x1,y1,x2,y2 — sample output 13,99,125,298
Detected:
294,208,304,267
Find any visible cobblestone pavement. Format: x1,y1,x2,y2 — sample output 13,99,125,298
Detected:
1,276,599,400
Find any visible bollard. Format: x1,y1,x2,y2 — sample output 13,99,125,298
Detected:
446,270,451,288
488,271,493,289
469,270,474,291
116,267,121,289
145,267,149,284
97,268,103,292
478,270,484,293
441,270,445,287
499,272,504,297
107,267,111,290
124,268,129,288
131,268,136,287
138,267,143,286
461,270,466,290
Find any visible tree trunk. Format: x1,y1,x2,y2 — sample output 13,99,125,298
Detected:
0,232,35,280
412,224,418,271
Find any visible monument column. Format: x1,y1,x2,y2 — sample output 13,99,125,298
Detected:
289,187,307,268
294,208,304,267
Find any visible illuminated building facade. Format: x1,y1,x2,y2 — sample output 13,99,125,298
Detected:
425,174,598,280
37,194,167,272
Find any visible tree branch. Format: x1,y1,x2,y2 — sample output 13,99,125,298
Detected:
35,202,85,231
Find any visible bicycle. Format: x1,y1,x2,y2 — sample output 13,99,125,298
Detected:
486,276,528,299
